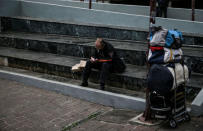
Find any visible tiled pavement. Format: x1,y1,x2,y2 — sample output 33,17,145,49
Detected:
0,78,112,131
0,78,203,131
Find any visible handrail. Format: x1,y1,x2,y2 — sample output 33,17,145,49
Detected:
89,0,92,9
192,0,195,21
80,0,104,9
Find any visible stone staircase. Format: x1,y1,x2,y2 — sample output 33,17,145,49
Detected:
0,16,203,95
0,0,203,116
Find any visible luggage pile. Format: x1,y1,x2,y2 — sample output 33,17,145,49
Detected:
148,26,183,65
147,26,189,93
147,26,191,128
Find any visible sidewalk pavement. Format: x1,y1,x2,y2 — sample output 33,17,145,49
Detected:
0,78,203,131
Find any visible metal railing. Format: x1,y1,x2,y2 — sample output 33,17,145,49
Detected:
192,0,195,21
80,0,196,21
80,0,104,9
149,0,196,22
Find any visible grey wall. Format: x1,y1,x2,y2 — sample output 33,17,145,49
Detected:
20,0,203,22
20,1,150,30
191,89,203,116
1,0,203,35
167,8,203,22
20,0,203,35
0,0,21,17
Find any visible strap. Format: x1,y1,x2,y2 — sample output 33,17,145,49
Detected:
97,59,112,62
169,48,173,62
150,46,164,51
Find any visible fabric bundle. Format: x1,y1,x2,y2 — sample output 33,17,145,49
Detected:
147,26,189,93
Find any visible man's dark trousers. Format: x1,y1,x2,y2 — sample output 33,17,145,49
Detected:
82,60,112,88
160,6,167,18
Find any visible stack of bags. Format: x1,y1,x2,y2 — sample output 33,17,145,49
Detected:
147,26,189,95
148,26,183,64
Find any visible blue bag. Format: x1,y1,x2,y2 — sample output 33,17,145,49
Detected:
149,27,183,48
165,30,183,48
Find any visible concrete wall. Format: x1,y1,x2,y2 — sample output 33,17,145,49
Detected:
0,0,21,17
20,0,203,35
168,8,203,22
1,0,203,35
191,89,203,116
20,0,203,22
20,1,150,30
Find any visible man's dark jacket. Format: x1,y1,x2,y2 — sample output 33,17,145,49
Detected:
93,40,126,73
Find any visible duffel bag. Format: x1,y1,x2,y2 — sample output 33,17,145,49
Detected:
148,47,183,64
167,63,189,89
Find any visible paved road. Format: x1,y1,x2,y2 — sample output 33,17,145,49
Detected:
0,78,203,131
0,78,112,131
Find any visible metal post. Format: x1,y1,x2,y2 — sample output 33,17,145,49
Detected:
0,17,1,33
0,18,1,33
192,0,195,21
149,0,156,24
143,0,157,121
89,0,92,9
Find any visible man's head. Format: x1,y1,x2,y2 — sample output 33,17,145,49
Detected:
95,38,104,50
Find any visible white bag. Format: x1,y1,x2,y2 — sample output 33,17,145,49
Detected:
167,63,189,89
148,47,183,64
164,48,183,63
150,28,168,46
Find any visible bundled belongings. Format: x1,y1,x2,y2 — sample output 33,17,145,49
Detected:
165,30,183,49
148,26,184,64
147,64,174,97
147,63,189,96
167,63,189,89
147,63,190,127
145,26,191,128
147,26,188,88
148,47,183,64
149,26,183,48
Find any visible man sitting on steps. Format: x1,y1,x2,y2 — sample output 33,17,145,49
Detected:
80,38,126,90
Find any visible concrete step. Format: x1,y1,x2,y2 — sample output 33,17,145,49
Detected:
1,1,203,35
1,17,203,46
0,46,146,90
0,47,202,90
0,31,147,66
0,31,203,73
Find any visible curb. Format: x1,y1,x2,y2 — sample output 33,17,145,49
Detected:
0,69,145,111
191,88,203,116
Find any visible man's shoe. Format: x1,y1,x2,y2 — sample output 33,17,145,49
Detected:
80,82,88,87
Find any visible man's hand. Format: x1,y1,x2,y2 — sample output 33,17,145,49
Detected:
90,57,98,63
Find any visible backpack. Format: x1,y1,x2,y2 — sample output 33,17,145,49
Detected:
112,57,126,73
150,27,168,47
148,47,183,64
167,63,189,89
165,30,183,49
150,27,183,48
147,64,174,96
